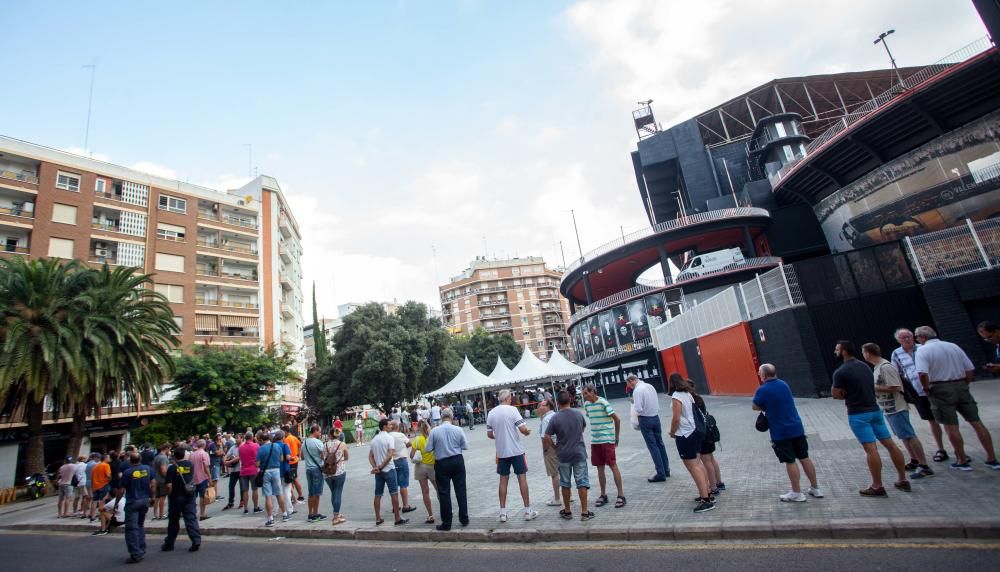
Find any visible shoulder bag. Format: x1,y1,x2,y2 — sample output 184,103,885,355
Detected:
254,444,274,489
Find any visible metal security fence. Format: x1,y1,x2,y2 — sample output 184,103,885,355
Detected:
905,218,1000,282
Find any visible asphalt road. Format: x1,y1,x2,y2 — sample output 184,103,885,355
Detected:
3,531,998,571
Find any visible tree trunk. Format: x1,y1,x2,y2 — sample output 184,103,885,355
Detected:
66,407,88,460
25,400,45,476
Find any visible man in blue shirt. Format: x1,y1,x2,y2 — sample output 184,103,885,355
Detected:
255,432,289,527
752,363,823,503
117,453,152,564
425,408,469,531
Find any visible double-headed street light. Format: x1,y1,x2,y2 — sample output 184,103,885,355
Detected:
874,29,906,89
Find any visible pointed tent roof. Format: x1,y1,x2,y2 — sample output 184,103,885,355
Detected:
488,355,512,383
425,357,493,398
546,349,596,378
505,346,555,384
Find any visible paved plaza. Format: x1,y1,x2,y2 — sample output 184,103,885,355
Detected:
4,379,1000,541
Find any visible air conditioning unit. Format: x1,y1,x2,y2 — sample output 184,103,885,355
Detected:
95,248,109,257
237,200,245,206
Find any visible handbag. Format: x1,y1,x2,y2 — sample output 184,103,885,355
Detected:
254,444,275,488
755,411,770,432
204,484,216,504
629,405,640,431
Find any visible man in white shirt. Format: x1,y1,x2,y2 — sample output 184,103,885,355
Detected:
891,328,947,461
486,389,538,522
430,403,442,427
465,399,476,430
368,419,407,525
627,375,670,481
913,326,999,471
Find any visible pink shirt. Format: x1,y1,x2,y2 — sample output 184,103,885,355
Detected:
238,441,260,476
190,449,211,484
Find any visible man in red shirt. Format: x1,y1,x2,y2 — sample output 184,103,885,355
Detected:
189,440,212,520
238,431,261,514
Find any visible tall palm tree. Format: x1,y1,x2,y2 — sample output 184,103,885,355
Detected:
56,264,180,458
0,258,91,474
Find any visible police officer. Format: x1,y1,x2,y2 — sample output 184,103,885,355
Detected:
118,452,152,564
162,446,201,552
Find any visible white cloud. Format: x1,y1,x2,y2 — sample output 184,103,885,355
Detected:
129,161,177,180
530,126,563,146
199,174,253,192
495,115,521,134
61,146,111,162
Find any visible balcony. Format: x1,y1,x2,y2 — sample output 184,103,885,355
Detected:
477,297,508,307
278,213,292,238
484,323,513,332
0,169,38,186
0,244,29,257
194,298,259,310
279,243,292,263
280,302,294,319
196,238,258,257
94,190,125,204
197,209,258,231
88,255,120,266
91,220,124,234
0,157,40,190
279,273,292,290
194,333,260,345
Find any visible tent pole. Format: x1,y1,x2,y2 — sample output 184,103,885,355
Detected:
481,388,488,417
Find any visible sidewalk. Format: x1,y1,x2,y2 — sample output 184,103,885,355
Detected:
5,380,1000,542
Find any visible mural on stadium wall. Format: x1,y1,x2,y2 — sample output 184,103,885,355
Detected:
588,316,605,354
815,110,1000,253
599,310,617,350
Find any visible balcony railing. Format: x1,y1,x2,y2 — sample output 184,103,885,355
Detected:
478,298,508,307
1,245,29,254
198,210,259,230
484,323,513,332
194,298,259,310
94,190,125,203
88,255,120,266
196,239,258,256
0,205,33,218
0,169,39,185
92,221,122,233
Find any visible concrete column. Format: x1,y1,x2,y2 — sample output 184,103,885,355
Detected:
582,272,594,305
743,226,757,257
569,299,576,315
657,244,672,283
0,444,18,488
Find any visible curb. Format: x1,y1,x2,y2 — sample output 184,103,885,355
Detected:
4,517,1000,543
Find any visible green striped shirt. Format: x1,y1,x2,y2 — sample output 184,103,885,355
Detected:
584,397,617,444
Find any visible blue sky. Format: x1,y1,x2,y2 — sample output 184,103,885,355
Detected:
1,1,988,316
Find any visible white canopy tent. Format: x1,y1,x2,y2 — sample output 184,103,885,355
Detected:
487,356,512,383
425,357,492,398
546,349,596,378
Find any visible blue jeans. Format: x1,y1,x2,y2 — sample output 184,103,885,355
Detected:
638,415,670,477
325,473,346,514
124,500,148,559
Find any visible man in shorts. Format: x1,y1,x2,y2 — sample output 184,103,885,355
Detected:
486,389,537,522
57,457,77,518
255,432,289,527
891,328,948,462
152,443,171,520
92,493,126,536
582,384,625,509
832,340,910,496
90,454,113,521
537,397,562,506
369,419,406,525
189,440,212,520
544,391,592,521
753,363,823,502
238,431,261,514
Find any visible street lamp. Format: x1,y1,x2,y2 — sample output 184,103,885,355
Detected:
874,29,906,89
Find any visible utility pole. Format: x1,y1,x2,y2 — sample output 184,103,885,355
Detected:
874,29,906,88
570,209,583,259
82,64,97,155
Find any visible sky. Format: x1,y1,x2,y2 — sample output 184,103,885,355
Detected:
1,0,988,318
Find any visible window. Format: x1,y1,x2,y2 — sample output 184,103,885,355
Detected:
51,203,78,225
156,222,186,241
55,171,81,192
158,194,187,214
775,122,787,138
154,283,185,304
95,179,107,194
155,252,185,273
173,316,184,330
536,341,544,348
47,237,74,258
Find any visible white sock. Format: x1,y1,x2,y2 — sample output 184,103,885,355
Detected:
524,506,532,513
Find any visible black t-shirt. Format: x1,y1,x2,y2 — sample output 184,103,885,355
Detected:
832,359,879,415
110,459,129,490
140,449,156,466
121,464,152,503
165,460,195,501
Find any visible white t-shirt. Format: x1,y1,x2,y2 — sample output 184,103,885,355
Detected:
355,417,363,430
418,408,430,420
486,404,527,458
389,432,409,460
430,405,442,420
914,338,974,382
671,392,696,438
105,497,125,522
74,462,88,487
369,431,396,473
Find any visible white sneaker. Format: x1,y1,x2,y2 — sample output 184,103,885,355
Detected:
808,486,824,498
779,491,807,503
545,498,561,507
524,509,538,521
498,511,508,523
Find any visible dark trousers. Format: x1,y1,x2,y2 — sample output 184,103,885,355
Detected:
164,495,201,548
434,455,468,528
227,472,244,504
639,415,670,478
124,501,148,559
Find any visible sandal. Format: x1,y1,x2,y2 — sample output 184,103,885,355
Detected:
594,495,608,507
614,496,626,508
933,450,949,462
425,516,435,524
559,509,573,520
581,511,596,521
375,518,385,526
332,517,346,526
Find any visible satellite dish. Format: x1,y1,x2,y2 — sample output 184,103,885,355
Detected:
245,194,254,204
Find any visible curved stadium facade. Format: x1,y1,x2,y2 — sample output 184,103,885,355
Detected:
564,37,1000,399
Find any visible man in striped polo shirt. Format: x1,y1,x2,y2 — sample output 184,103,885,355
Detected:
582,383,626,509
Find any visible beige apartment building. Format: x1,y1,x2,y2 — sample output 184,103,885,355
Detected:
0,136,305,475
439,256,572,360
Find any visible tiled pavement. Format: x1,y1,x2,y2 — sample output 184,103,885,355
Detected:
4,380,1000,541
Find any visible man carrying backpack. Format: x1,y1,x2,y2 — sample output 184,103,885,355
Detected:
162,446,201,553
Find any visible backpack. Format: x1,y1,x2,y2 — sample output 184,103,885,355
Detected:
704,411,721,444
322,441,342,477
691,396,708,438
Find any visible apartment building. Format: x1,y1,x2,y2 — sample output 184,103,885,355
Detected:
0,135,305,410
304,317,342,370
439,256,572,360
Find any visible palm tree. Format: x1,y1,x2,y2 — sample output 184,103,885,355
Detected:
0,258,91,474
56,264,180,458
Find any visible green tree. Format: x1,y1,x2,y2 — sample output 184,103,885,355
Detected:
168,345,295,433
310,282,330,370
452,328,522,374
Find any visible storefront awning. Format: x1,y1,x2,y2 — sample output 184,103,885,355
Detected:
219,315,258,329
195,314,218,332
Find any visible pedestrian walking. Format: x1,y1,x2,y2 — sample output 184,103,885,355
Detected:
466,399,476,430
486,389,538,522
322,427,349,526
832,340,911,496
582,383,626,509
162,446,201,553
914,326,999,470
118,453,152,564
626,374,670,482
425,408,469,531
301,424,328,522
892,328,948,462
667,373,715,513
688,380,725,496
369,418,406,526
537,397,563,507
430,402,442,427
151,443,171,520
410,420,437,524
238,431,261,514
752,364,823,502
544,391,593,521
255,432,289,527
388,421,416,514
863,342,934,479
189,439,212,520
354,413,365,447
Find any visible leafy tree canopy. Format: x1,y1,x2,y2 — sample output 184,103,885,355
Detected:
451,328,522,374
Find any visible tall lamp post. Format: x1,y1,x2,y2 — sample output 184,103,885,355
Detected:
874,29,906,88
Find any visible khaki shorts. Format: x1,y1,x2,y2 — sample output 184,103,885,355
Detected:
928,382,980,425
543,447,559,478
413,463,435,481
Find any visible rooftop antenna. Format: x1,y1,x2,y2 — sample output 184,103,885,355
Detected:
632,99,659,140
559,241,567,268
570,209,584,258
82,64,97,155
482,236,488,259
242,144,253,178
431,244,440,287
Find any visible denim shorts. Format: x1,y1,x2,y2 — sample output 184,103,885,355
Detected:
92,485,110,501
557,461,590,489
210,463,220,481
886,410,917,440
393,458,410,488
261,468,283,497
374,469,399,497
195,480,209,497
305,467,324,497
848,410,891,444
